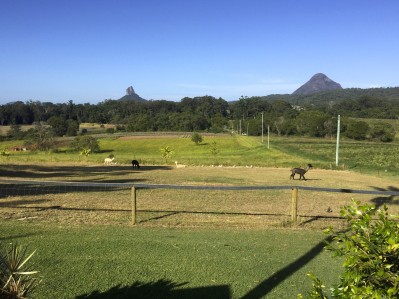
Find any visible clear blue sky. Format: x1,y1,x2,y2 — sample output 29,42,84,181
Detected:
1,0,398,104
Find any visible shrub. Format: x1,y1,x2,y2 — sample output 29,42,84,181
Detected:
191,132,203,145
300,200,399,298
106,128,115,134
71,136,100,153
369,123,395,142
160,146,174,162
0,243,40,298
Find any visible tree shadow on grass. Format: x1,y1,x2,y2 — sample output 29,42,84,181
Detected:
370,186,399,209
0,164,172,181
0,182,139,199
75,279,231,299
240,235,334,299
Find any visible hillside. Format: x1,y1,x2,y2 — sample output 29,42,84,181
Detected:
260,87,399,106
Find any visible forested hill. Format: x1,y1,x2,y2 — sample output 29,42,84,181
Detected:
1,87,399,131
259,87,399,106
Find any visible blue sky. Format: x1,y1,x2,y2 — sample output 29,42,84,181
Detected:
1,0,398,104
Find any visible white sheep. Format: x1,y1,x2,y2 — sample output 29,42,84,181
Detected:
174,161,186,168
104,157,115,165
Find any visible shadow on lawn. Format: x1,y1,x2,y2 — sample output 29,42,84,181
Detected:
75,279,231,299
0,164,172,180
241,235,334,299
370,185,399,209
138,209,289,224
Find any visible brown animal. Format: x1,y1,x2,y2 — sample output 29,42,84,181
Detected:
290,164,313,180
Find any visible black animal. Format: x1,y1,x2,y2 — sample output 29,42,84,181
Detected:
132,160,140,168
290,164,313,180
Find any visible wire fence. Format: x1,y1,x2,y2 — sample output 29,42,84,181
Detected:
1,179,399,226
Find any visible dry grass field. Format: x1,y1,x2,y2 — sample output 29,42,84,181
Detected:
1,163,398,230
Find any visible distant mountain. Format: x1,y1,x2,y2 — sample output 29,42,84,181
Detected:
259,87,399,107
293,73,342,95
118,86,146,102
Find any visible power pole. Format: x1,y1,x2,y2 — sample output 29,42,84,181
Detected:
336,115,340,166
268,125,270,149
261,112,264,143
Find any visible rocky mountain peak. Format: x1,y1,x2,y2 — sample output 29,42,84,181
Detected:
293,73,342,95
118,86,146,102
126,86,136,96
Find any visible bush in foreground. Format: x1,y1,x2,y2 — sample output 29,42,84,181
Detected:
299,200,399,298
0,243,40,298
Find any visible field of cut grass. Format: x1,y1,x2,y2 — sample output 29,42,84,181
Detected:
1,132,399,298
4,132,399,177
2,220,341,299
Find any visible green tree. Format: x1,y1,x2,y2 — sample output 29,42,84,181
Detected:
71,136,100,153
344,119,369,140
295,110,329,137
7,124,25,139
300,200,399,298
369,122,395,142
47,116,67,136
25,124,55,151
66,119,79,136
191,132,203,145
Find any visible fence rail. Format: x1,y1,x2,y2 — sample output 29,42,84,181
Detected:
1,179,399,224
2,179,399,195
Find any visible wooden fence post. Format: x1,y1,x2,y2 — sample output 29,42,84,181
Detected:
291,188,298,223
131,186,137,225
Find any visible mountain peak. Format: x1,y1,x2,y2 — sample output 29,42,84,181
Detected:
126,86,136,96
293,73,342,95
118,86,146,102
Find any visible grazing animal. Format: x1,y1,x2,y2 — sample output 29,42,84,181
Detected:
132,160,140,168
104,157,115,165
290,164,313,180
174,161,186,168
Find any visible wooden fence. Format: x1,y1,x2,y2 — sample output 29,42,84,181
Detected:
1,179,399,225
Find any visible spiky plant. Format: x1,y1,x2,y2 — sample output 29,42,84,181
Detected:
0,243,40,299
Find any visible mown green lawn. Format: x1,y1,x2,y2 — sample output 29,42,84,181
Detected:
1,220,341,299
1,132,398,298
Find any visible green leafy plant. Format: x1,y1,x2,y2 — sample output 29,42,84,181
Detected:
0,243,40,298
1,149,10,157
71,135,100,153
191,132,203,145
210,141,219,156
79,148,91,158
160,146,174,163
300,200,399,298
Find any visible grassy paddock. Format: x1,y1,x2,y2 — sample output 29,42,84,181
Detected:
1,133,399,298
2,133,399,177
1,220,341,299
1,164,398,229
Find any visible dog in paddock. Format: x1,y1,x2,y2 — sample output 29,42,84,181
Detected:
132,160,140,168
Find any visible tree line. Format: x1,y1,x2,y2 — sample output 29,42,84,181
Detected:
1,91,398,143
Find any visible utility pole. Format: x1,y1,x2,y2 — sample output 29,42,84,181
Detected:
336,115,340,166
261,112,264,143
268,125,270,149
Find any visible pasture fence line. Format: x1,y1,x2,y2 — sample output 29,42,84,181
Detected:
1,179,399,225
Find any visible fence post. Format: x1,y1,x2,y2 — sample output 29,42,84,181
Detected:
131,186,137,225
291,188,298,223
